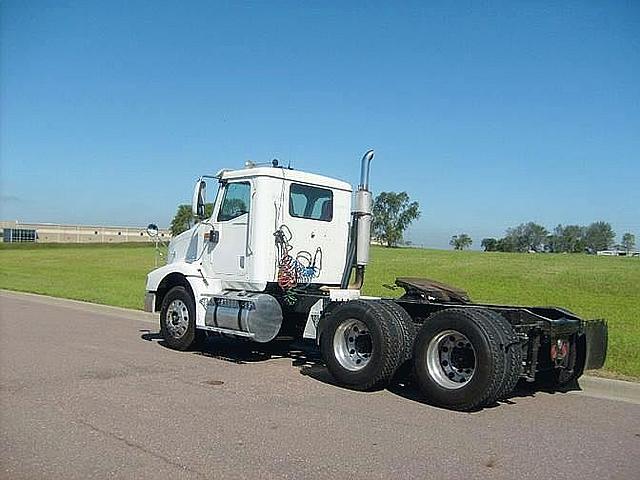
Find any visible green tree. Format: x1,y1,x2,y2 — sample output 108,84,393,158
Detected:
372,192,421,247
481,238,498,252
585,221,615,253
548,224,586,253
504,222,549,252
496,236,517,252
170,203,214,236
622,232,636,253
545,227,561,253
450,233,473,250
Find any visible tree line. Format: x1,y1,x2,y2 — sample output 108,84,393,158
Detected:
461,221,637,254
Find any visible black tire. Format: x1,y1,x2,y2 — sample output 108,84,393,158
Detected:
475,309,523,399
320,300,403,391
160,286,201,351
378,300,417,381
413,308,508,411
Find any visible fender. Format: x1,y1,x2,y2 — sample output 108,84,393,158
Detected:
146,262,205,291
145,262,223,327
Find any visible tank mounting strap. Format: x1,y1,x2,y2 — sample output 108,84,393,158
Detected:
200,325,256,338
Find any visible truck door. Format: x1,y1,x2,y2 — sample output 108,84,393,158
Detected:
284,182,334,284
207,181,252,278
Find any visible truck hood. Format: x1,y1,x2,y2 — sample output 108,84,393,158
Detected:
167,226,201,264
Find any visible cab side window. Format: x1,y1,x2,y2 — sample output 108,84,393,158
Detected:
289,183,333,222
217,182,251,222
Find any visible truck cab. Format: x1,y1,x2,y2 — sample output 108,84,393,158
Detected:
145,162,355,339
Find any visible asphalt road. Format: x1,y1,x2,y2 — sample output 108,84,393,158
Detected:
1,292,638,479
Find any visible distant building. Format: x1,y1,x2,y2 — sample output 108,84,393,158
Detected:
0,220,171,244
596,248,639,257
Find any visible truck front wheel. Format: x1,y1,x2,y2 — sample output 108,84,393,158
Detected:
160,286,201,351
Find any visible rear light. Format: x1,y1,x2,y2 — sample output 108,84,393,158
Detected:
551,339,569,361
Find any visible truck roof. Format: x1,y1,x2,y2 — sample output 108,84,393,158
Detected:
218,166,352,192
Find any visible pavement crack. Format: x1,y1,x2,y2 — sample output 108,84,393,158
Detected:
74,417,208,479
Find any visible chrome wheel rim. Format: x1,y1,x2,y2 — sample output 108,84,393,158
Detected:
426,330,476,389
166,299,189,339
333,319,372,371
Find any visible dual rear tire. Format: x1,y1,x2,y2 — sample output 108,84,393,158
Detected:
321,302,521,411
412,308,522,411
320,300,415,391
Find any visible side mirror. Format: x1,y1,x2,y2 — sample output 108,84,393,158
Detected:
146,223,159,237
192,179,207,219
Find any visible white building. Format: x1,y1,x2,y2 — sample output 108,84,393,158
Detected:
596,248,639,257
1,220,171,243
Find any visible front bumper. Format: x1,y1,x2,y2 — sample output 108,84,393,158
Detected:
144,292,156,313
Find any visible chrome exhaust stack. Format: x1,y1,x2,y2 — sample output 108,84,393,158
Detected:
355,149,374,267
359,149,375,191
341,150,374,289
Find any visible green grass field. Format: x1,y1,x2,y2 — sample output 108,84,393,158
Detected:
1,242,638,378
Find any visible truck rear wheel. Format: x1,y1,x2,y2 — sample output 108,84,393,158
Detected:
413,308,509,411
476,309,523,399
320,300,403,391
378,300,417,381
160,286,201,351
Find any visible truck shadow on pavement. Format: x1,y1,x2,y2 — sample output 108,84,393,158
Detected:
140,330,325,368
140,330,582,411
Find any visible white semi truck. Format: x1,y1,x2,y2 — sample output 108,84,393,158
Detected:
144,151,607,410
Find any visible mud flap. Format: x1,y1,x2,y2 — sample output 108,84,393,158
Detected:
582,319,608,370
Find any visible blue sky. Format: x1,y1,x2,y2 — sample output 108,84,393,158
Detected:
1,1,638,249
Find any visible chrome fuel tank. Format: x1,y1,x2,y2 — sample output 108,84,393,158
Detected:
203,291,283,343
